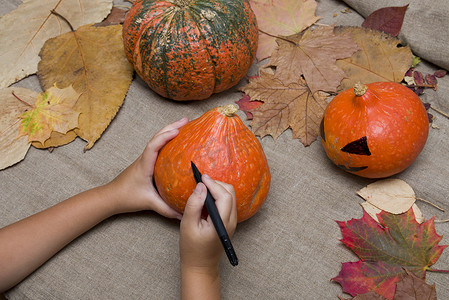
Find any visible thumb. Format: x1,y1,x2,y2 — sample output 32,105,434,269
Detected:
182,183,207,225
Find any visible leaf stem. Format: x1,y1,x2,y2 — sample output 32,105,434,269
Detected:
435,219,449,223
416,197,445,212
430,105,449,119
258,29,298,45
427,268,449,273
50,9,74,31
12,92,33,108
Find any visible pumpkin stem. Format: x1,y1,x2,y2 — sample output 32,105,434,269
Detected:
354,82,368,97
219,104,238,117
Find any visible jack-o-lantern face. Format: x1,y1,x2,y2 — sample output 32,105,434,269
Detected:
320,82,429,179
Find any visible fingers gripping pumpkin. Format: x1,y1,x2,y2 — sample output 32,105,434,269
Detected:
122,0,258,101
154,105,271,222
320,82,429,178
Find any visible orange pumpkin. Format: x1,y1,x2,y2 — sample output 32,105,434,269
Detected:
122,0,258,101
320,82,429,178
154,105,270,222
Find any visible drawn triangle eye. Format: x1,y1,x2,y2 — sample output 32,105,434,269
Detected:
341,136,371,156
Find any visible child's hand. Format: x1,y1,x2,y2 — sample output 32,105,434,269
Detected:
106,117,189,218
179,175,237,271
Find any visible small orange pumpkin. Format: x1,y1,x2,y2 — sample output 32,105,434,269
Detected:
320,82,429,178
154,104,271,222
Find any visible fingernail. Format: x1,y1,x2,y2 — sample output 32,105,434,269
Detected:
176,213,183,220
203,174,210,180
193,183,203,194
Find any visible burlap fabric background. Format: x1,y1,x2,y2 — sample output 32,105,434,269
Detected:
1,0,448,299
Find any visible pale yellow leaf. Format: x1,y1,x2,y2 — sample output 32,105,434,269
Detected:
18,85,81,144
335,27,413,90
37,24,134,150
0,0,113,88
361,202,424,224
0,87,37,170
357,179,415,215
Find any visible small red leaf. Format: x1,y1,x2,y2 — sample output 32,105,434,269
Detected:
425,74,437,90
413,71,424,85
235,93,263,120
434,69,447,78
362,5,409,37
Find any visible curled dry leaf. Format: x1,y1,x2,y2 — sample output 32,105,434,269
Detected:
37,24,134,150
0,0,113,89
361,202,424,224
249,0,321,61
18,85,81,145
0,87,37,170
240,69,328,146
335,27,413,91
394,270,437,300
357,179,416,215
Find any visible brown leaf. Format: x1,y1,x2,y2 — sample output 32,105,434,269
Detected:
335,27,413,91
37,24,134,150
241,69,328,146
0,87,36,170
269,25,359,94
362,5,409,37
95,7,128,27
0,0,113,89
250,0,321,61
18,85,81,145
393,270,437,300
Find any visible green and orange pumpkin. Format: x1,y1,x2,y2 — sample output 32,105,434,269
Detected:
320,82,429,178
122,0,258,101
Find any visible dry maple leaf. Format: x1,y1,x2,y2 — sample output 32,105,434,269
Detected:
333,208,447,299
240,69,328,146
250,0,321,61
0,0,113,89
0,87,37,170
18,85,81,145
335,27,413,91
37,24,134,150
268,25,359,94
394,269,437,300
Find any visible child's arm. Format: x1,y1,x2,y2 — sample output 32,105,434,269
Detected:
0,118,188,293
180,174,237,300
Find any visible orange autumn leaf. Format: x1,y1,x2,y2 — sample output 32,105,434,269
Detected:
19,85,81,144
250,0,321,61
241,69,328,146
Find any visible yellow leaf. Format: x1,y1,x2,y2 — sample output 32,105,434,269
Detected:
335,27,413,90
19,85,81,144
37,24,134,150
0,0,113,88
0,87,37,170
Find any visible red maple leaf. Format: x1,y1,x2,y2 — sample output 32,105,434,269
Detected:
235,93,263,120
332,208,447,299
